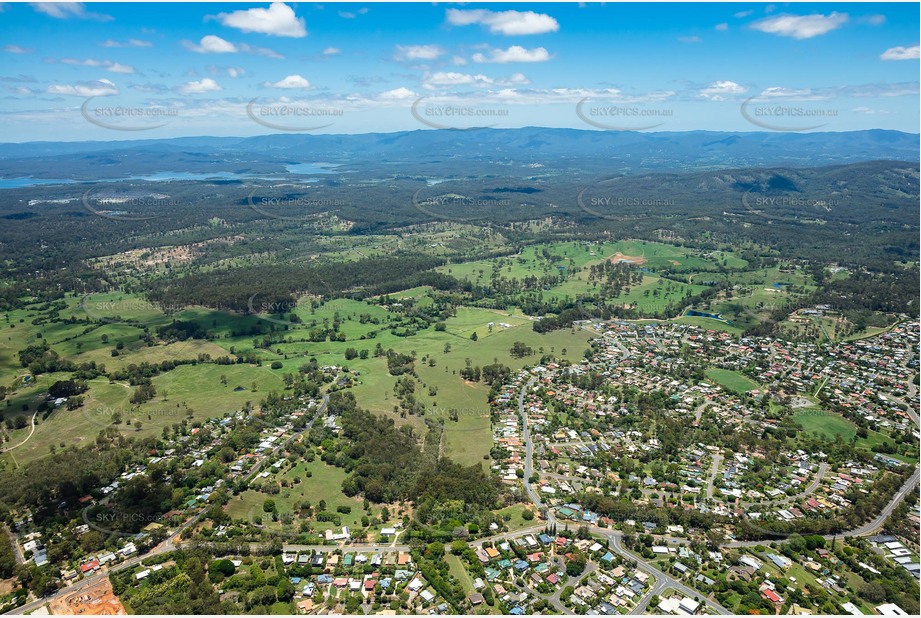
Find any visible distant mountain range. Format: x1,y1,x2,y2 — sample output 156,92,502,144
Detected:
0,128,917,179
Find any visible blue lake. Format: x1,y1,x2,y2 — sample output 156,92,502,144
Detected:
0,177,77,189
286,163,339,175
1,164,340,189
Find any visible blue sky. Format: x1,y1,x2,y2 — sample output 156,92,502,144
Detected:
1,2,918,141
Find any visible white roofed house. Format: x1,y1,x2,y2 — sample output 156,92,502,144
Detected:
679,597,700,614
876,604,908,616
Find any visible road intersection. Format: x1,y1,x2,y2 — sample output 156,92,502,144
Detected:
6,364,918,617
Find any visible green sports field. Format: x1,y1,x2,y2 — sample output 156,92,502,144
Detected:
704,368,759,394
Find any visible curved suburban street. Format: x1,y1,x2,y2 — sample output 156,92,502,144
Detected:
517,375,733,615
6,333,917,617
515,365,920,614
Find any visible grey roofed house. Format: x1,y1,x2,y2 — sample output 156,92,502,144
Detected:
696,574,715,586
598,602,617,615
694,573,716,586
739,556,762,570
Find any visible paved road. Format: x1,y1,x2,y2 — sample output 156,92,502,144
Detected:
886,393,919,427
693,401,709,426
471,524,546,547
240,395,329,485
842,465,920,537
5,509,203,616
705,454,722,500
8,357,918,616
739,462,829,509
6,553,147,616
900,397,919,426
725,465,921,548
516,375,732,616
5,397,332,616
515,375,576,615
516,363,921,613
284,543,408,554
607,534,730,615
519,376,542,512
631,572,668,615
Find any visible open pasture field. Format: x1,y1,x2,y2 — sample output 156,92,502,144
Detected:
793,409,917,463
2,361,284,466
0,236,877,473
226,458,368,535
437,240,747,287
704,368,760,394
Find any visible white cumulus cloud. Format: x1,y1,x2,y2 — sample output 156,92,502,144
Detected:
58,58,135,73
31,2,112,21
880,45,920,60
185,35,238,54
472,46,551,63
106,63,135,74
750,12,848,39
265,74,310,89
699,80,748,100
47,77,117,96
446,8,559,35
422,71,531,89
394,44,445,61
213,2,306,38
179,78,222,94
502,72,530,85
424,72,494,87
378,87,417,100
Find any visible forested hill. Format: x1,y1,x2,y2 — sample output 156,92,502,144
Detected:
0,128,917,178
